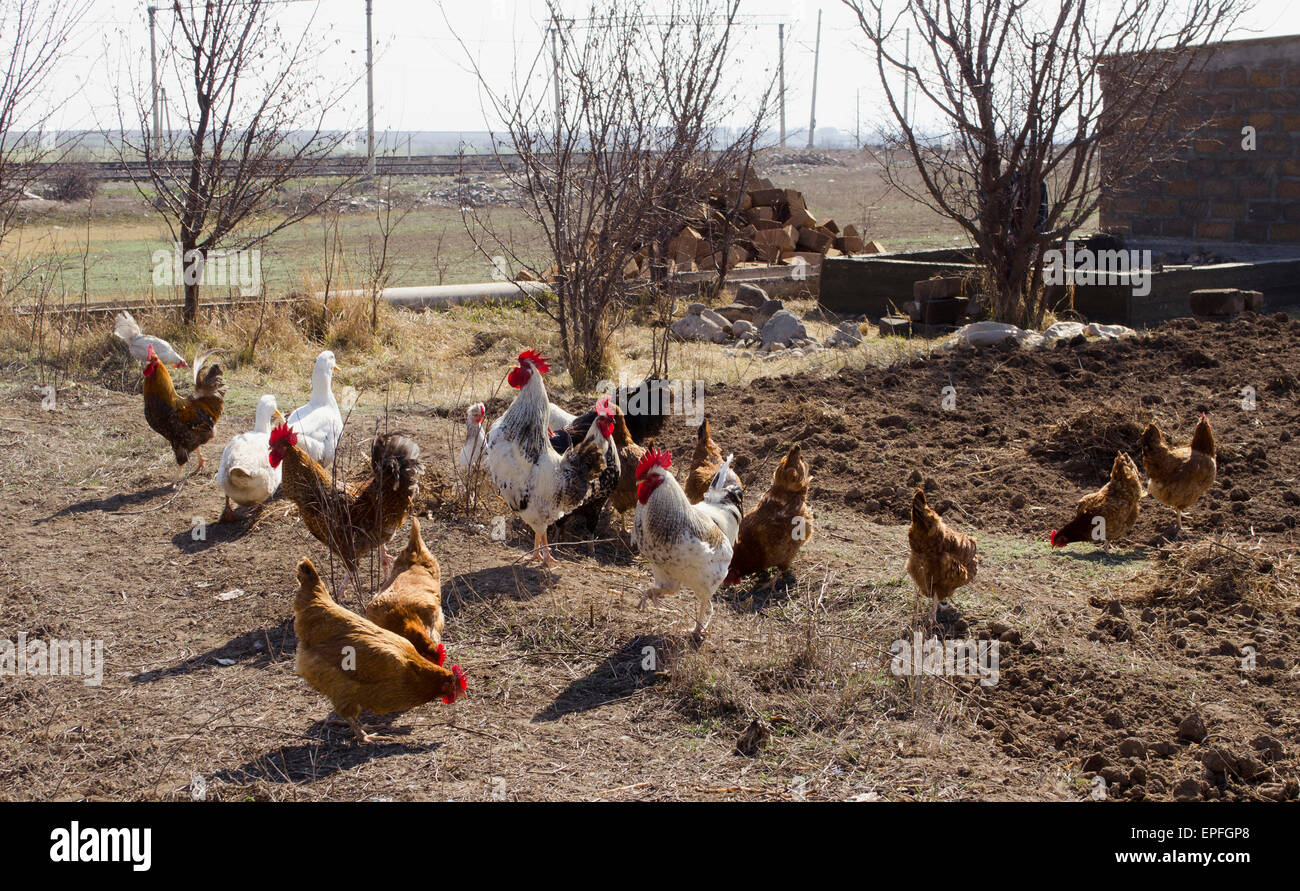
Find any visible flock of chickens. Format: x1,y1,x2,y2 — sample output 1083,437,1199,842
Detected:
115,312,1219,744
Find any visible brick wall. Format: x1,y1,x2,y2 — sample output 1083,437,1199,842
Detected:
1100,34,1300,244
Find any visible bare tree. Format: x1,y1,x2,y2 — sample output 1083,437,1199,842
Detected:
455,0,769,387
118,0,361,324
0,0,89,251
363,177,412,333
844,0,1243,327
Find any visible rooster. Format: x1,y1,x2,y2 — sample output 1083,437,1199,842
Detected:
727,444,814,583
293,557,465,744
1141,414,1216,535
485,350,607,566
270,423,423,598
906,489,979,624
1050,452,1143,550
141,344,225,482
633,447,743,640
684,416,739,504
549,395,621,536
606,404,646,530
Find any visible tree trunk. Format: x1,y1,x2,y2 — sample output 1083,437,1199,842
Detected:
182,235,201,325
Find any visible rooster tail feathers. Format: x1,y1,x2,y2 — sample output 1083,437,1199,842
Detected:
192,348,225,390
710,453,734,491
371,434,423,489
113,311,141,342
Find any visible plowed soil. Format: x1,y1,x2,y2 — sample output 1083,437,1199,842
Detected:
1,312,1297,801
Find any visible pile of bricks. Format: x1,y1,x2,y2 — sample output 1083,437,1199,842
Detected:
652,173,883,276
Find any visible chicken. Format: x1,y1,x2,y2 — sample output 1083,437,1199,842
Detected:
906,489,979,623
554,377,675,447
549,395,620,535
633,447,743,640
216,394,283,522
726,444,814,583
270,423,423,598
485,350,607,566
456,402,488,487
684,416,739,504
287,350,344,466
607,404,646,526
293,557,465,744
366,518,445,665
1050,452,1143,549
114,311,187,368
1141,413,1217,534
140,344,225,481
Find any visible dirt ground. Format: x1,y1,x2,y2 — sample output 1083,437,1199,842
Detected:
1,312,1297,801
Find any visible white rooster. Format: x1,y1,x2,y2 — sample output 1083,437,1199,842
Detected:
486,350,608,566
216,394,283,522
633,448,743,640
287,350,344,466
114,311,188,368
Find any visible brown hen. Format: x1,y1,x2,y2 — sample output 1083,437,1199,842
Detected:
906,489,979,623
366,517,445,665
726,444,814,584
1050,452,1143,549
1141,414,1216,534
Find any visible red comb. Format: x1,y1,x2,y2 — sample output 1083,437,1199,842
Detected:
146,344,157,360
442,665,467,704
1049,530,1060,547
595,395,614,418
269,423,298,449
517,349,550,373
434,643,447,666
635,447,672,480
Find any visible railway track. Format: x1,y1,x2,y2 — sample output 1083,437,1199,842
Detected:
46,154,521,182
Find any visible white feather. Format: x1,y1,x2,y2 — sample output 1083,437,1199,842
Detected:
286,350,343,465
216,395,282,506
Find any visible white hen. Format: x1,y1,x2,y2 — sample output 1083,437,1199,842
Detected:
217,394,282,521
114,311,188,368
287,350,344,466
633,449,743,640
456,402,488,484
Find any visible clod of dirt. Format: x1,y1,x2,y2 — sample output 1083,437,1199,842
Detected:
1173,777,1204,801
1119,737,1147,759
1177,712,1208,743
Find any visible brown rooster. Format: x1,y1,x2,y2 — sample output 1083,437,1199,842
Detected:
726,444,814,584
685,416,738,504
270,423,423,598
293,557,465,744
366,517,445,666
1050,452,1144,550
906,489,979,623
1141,414,1217,534
607,404,646,527
141,344,225,481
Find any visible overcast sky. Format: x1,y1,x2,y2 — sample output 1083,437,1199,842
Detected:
46,0,1300,140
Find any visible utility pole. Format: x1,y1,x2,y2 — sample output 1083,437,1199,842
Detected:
551,25,561,124
365,0,375,177
807,9,821,149
903,28,911,126
148,5,159,154
777,23,786,148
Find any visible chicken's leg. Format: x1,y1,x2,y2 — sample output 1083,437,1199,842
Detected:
531,529,557,567
692,595,716,642
220,496,240,524
343,714,392,745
